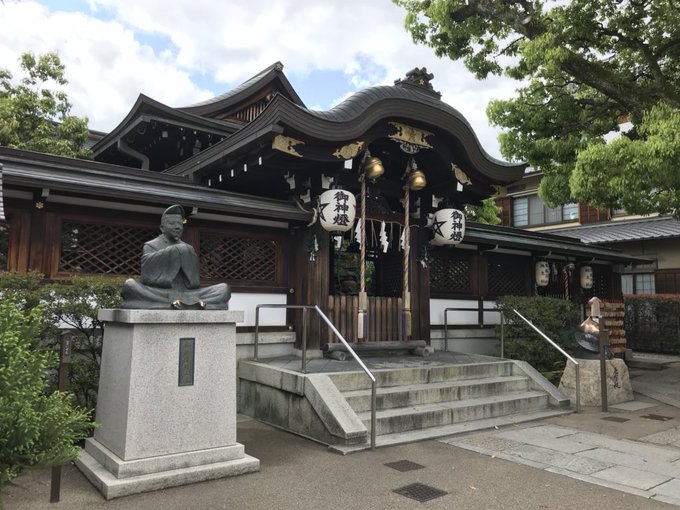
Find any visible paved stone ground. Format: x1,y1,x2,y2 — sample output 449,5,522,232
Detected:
442,356,680,507
443,421,680,506
3,417,675,510
3,354,679,509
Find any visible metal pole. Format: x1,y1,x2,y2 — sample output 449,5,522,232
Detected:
254,306,260,360
444,310,449,352
370,381,376,450
599,320,609,412
500,312,505,359
574,361,581,413
50,335,72,503
302,307,308,374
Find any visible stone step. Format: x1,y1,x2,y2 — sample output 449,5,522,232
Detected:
328,361,515,391
342,375,531,413
330,408,574,454
356,391,549,436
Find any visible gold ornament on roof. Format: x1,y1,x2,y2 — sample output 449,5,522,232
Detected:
332,141,365,159
388,122,433,148
491,185,507,197
272,135,304,157
452,163,472,185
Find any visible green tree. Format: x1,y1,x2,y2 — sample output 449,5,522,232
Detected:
396,0,680,216
44,276,123,410
0,51,91,158
0,299,94,501
465,197,501,225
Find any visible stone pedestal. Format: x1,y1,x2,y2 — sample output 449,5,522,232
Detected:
558,358,634,407
75,309,259,500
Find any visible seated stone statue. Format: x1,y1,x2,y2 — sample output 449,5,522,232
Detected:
122,205,230,309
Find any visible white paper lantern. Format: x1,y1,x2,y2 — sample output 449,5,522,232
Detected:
432,208,465,245
318,189,356,233
580,265,594,289
535,261,550,287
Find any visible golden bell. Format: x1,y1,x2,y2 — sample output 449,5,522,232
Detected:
363,156,385,180
408,168,427,191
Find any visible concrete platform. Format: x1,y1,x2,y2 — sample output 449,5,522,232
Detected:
239,351,572,450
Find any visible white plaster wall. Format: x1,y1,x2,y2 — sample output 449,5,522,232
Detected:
230,292,287,326
429,298,501,327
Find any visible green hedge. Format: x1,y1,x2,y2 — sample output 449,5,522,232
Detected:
0,297,95,492
0,271,123,412
496,295,579,373
625,295,680,354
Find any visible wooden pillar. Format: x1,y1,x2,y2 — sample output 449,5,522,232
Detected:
6,209,31,272
27,208,57,275
409,226,430,342
289,224,330,351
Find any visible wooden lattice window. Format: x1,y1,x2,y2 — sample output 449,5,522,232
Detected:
487,255,529,296
200,234,278,283
59,221,157,275
429,249,472,295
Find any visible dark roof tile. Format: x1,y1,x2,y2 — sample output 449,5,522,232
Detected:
552,216,680,244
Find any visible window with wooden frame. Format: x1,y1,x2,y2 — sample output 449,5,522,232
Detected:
513,195,578,227
622,273,656,295
655,270,680,294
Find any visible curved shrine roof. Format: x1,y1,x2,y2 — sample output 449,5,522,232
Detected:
166,81,526,184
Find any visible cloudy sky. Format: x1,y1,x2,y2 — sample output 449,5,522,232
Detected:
0,0,520,159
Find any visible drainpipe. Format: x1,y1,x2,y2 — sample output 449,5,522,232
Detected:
117,138,150,170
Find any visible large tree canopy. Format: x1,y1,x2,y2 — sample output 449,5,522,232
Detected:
396,0,680,216
0,52,91,159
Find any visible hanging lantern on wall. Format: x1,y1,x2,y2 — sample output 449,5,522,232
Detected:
580,265,594,289
535,261,550,287
318,189,356,233
431,208,465,245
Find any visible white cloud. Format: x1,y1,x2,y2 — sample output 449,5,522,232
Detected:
0,0,521,158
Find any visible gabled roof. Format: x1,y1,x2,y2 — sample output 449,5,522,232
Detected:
164,84,526,183
177,61,305,117
552,216,680,244
465,222,653,264
91,94,240,155
0,147,310,222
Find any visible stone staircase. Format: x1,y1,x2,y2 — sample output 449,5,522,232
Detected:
326,360,571,453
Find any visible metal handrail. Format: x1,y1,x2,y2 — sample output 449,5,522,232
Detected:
510,308,581,413
443,307,505,357
253,304,377,450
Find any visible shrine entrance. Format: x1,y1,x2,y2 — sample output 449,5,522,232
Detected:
327,220,407,343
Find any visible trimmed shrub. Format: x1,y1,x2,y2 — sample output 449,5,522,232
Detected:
496,295,579,372
43,276,124,410
0,298,94,496
0,272,123,413
625,294,680,354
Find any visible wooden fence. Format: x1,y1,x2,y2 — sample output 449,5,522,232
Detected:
326,295,403,343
